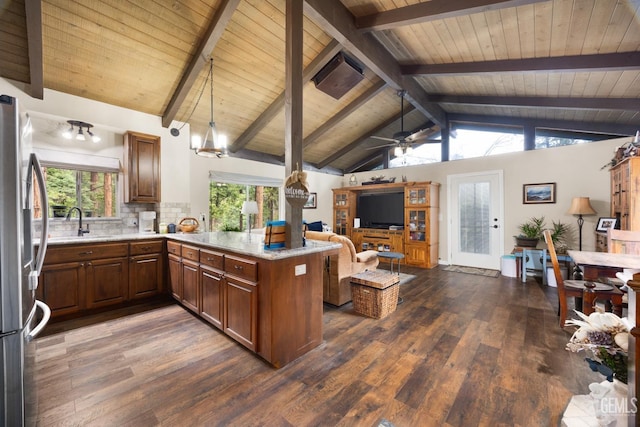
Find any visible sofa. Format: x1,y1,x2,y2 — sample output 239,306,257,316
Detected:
305,230,379,306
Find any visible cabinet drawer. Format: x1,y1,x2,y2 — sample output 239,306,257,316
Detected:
181,244,200,262
44,243,128,264
225,255,258,282
200,249,224,270
166,241,181,256
130,240,163,256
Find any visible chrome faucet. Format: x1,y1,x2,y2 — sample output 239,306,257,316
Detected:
66,207,90,236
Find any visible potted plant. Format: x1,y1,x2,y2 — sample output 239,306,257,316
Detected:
515,216,545,247
549,220,572,253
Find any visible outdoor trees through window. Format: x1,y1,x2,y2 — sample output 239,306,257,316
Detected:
40,166,117,218
209,182,279,232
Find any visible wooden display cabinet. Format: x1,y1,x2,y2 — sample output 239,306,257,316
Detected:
333,190,355,236
331,181,440,269
610,156,640,230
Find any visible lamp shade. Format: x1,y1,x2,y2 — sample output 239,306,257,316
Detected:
566,197,596,216
241,201,259,215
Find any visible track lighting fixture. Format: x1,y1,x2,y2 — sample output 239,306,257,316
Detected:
62,120,101,143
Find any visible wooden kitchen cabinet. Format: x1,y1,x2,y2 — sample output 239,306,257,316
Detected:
38,262,84,317
85,256,129,309
200,248,225,330
167,253,182,301
124,131,161,203
38,242,129,318
224,254,258,351
200,265,224,330
129,240,164,299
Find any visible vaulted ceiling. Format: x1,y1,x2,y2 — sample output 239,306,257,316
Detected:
2,0,640,174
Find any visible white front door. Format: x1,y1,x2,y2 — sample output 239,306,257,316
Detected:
448,171,504,270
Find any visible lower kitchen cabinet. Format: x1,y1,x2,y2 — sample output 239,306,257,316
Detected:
224,276,257,351
181,259,200,313
85,257,129,309
129,240,164,299
167,253,182,301
200,265,224,330
39,262,84,317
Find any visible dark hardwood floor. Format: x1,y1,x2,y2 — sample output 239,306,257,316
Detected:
35,266,602,426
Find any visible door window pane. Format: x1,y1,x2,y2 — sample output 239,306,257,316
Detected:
458,182,490,254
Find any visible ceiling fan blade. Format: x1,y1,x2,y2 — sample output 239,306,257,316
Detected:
366,142,398,150
406,126,440,142
371,135,398,143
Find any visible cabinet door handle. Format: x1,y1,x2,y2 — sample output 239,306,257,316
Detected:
141,246,151,251
207,257,214,261
79,250,93,256
234,265,243,270
86,262,92,267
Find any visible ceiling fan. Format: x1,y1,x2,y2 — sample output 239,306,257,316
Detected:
368,90,440,156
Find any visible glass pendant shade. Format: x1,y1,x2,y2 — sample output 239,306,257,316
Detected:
194,58,228,158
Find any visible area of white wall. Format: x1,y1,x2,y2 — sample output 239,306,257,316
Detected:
347,138,629,262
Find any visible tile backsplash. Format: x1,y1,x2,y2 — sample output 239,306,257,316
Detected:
35,202,191,238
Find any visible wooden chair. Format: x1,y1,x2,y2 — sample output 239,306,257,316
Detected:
543,230,623,327
607,228,640,255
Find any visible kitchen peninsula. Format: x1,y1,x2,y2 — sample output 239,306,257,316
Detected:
39,232,341,368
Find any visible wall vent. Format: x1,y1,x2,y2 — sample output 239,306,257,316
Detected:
312,52,364,100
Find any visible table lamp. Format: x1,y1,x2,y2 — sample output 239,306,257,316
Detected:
567,196,596,279
241,201,259,234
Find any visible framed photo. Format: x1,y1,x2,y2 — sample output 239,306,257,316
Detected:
596,217,617,232
523,182,556,204
303,192,317,209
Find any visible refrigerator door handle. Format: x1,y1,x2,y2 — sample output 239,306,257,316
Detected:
26,300,50,342
29,153,49,287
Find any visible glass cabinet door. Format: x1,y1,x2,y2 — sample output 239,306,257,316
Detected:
335,209,348,235
407,209,426,242
407,188,427,205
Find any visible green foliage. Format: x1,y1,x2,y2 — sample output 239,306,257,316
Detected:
44,167,117,218
208,183,279,232
549,220,571,244
517,216,545,239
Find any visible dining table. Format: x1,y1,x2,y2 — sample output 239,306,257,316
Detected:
566,250,640,317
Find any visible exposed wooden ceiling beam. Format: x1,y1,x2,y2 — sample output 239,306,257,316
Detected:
302,80,387,148
428,94,640,111
448,113,639,136
161,0,241,128
229,39,342,153
316,107,413,169
355,0,547,31
25,0,43,99
402,52,640,75
304,0,447,128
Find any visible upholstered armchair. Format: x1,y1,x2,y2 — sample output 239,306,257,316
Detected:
305,230,378,306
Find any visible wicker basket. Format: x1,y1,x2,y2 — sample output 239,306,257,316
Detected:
350,271,400,319
178,217,199,233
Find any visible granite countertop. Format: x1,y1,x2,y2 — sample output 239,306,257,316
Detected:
43,232,341,261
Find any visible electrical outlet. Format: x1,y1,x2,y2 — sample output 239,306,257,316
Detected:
126,218,137,227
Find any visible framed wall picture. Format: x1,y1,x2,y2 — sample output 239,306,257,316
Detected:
523,182,556,204
596,217,617,232
304,192,317,209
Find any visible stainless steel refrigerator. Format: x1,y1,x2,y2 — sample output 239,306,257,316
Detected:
0,94,51,426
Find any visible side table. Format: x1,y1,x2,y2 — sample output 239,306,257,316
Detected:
377,251,404,276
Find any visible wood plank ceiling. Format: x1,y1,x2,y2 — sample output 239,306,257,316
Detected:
2,0,639,174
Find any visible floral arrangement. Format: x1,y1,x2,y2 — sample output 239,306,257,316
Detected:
565,309,630,384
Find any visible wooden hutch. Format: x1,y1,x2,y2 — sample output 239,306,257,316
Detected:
332,181,439,268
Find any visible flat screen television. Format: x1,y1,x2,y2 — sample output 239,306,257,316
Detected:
356,192,404,229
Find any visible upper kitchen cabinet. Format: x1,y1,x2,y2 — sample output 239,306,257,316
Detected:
124,131,161,203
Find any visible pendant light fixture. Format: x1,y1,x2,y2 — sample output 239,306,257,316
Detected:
62,120,101,143
192,58,228,158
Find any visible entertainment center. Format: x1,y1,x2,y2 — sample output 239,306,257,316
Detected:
332,181,440,268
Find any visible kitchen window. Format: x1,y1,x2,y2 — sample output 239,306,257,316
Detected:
208,171,282,232
41,166,118,219
33,149,120,219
